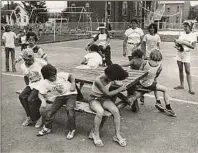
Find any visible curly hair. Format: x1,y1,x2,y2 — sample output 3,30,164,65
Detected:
41,64,57,80
131,49,144,58
26,31,38,42
150,50,162,62
130,18,138,24
89,44,99,52
104,64,128,81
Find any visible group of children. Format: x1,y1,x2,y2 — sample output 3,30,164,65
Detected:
10,20,196,148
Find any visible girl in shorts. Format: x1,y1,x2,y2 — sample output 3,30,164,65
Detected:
89,64,128,147
174,21,197,95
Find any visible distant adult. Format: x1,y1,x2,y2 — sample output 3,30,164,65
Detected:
86,23,113,67
2,25,17,72
123,18,144,61
174,21,197,95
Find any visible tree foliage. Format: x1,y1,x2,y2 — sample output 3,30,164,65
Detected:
21,1,48,23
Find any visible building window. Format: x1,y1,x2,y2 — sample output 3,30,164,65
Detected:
107,2,111,16
24,16,26,22
177,6,180,12
167,7,170,12
122,1,128,16
135,2,138,16
176,17,179,23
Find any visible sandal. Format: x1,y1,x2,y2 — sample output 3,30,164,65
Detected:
188,90,195,95
174,86,184,90
113,136,127,147
66,130,75,140
91,133,104,147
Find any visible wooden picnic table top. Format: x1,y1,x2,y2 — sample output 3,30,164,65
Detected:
63,66,148,89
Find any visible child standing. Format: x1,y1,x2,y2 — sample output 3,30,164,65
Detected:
36,64,77,140
138,50,176,117
18,49,47,127
77,44,102,69
14,32,47,65
18,31,28,51
2,25,17,72
142,23,161,60
88,64,128,147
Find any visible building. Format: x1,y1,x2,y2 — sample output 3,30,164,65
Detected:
1,3,29,27
158,1,191,24
66,1,148,30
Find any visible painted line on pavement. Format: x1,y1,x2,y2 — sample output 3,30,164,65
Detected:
2,72,198,105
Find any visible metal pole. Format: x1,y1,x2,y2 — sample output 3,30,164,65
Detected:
179,7,182,36
105,1,108,28
54,13,56,41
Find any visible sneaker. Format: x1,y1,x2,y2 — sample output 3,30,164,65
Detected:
66,130,76,140
164,108,176,117
37,126,51,136
155,103,165,112
22,117,32,126
35,117,42,128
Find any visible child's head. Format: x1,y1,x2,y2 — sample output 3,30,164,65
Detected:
5,25,11,32
130,18,138,29
22,48,34,66
88,44,99,52
131,49,144,59
41,64,57,82
183,21,193,32
149,50,162,62
104,64,128,81
148,23,158,34
98,23,106,34
26,32,38,45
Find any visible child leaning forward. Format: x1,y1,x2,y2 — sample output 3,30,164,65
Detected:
36,64,77,139
88,64,128,147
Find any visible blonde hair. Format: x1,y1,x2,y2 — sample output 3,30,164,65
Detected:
150,50,162,62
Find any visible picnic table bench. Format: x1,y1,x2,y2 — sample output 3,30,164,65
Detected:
16,66,148,117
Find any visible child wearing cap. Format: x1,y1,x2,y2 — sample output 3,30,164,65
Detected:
76,44,102,69
14,32,47,65
85,23,113,66
18,48,47,127
174,21,197,95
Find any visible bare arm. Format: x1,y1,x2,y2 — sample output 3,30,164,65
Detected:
38,93,47,108
81,58,87,65
181,41,196,49
95,78,126,97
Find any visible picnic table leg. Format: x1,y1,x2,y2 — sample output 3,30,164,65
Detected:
76,84,84,101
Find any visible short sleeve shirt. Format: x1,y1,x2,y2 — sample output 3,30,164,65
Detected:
179,32,197,52
124,28,144,44
38,72,77,101
84,52,102,67
93,32,110,46
2,31,17,48
21,58,47,89
143,34,161,57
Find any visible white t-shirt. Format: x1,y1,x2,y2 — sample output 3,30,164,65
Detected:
20,35,27,44
124,28,144,44
84,52,102,67
178,32,197,52
21,58,47,90
93,33,110,46
38,72,77,101
143,34,161,57
2,31,17,48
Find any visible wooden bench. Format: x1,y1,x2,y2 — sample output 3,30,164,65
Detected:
16,90,112,117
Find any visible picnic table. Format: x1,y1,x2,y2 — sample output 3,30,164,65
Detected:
61,66,148,113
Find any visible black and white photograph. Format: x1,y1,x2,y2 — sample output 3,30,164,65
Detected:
1,0,198,153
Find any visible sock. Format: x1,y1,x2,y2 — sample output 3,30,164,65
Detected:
166,104,171,109
156,100,161,104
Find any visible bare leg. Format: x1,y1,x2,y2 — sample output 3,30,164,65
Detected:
174,61,184,89
184,62,194,94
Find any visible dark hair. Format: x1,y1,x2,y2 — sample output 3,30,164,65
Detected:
89,44,99,52
26,31,38,41
150,50,162,62
104,64,128,81
41,64,57,80
148,23,158,34
131,49,144,58
5,25,11,32
183,21,193,31
130,18,138,24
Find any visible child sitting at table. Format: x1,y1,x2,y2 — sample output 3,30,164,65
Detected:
88,64,128,147
76,44,103,69
36,64,77,139
136,49,176,117
14,32,47,65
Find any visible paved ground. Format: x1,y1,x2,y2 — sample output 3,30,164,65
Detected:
1,39,198,153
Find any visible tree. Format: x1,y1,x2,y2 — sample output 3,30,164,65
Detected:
21,1,48,23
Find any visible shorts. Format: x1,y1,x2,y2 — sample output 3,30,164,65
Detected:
88,94,111,105
176,51,190,63
142,81,157,91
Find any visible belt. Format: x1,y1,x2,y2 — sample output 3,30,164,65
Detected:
127,43,135,45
